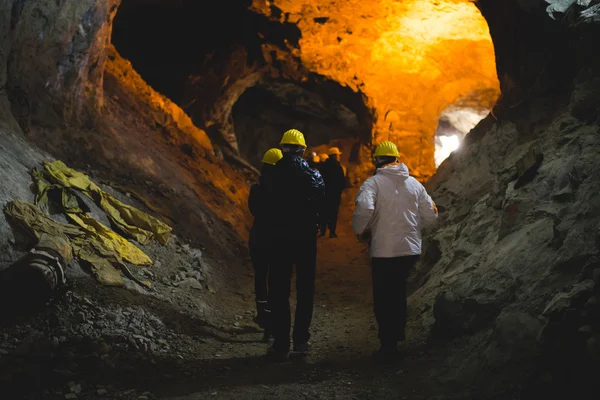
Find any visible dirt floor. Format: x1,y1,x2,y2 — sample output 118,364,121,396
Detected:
165,191,449,400
0,189,467,400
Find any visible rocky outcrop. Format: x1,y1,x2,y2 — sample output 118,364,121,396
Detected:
182,43,374,168
408,0,600,395
0,0,252,263
3,0,119,130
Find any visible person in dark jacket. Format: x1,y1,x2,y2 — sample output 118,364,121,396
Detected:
319,147,346,238
248,148,283,341
265,129,325,361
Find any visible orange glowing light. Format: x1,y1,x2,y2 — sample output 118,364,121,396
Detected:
252,0,500,178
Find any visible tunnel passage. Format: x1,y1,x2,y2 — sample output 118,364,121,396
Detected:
433,88,499,167
111,0,500,177
232,77,372,168
251,0,501,178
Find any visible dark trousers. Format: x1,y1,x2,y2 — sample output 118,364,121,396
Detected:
249,240,269,304
269,234,317,352
320,193,342,235
371,255,420,347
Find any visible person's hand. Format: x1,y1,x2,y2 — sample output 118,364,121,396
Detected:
357,231,371,243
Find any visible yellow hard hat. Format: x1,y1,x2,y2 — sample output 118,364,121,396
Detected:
280,129,307,148
313,155,321,163
319,153,329,161
328,147,342,156
373,141,399,158
261,148,283,165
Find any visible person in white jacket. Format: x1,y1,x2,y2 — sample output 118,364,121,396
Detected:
352,140,438,363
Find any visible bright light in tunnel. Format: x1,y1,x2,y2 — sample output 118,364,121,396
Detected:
435,135,461,167
434,106,490,167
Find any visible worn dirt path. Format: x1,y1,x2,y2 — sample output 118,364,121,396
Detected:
153,191,447,400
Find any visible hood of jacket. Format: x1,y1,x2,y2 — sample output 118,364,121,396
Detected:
376,163,410,179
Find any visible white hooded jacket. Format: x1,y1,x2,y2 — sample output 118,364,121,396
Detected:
352,163,438,258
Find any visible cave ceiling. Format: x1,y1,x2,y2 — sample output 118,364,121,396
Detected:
250,0,500,176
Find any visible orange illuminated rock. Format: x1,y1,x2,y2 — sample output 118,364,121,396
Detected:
251,0,500,178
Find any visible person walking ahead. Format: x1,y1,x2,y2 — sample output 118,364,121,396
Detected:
248,148,283,341
265,129,325,361
352,141,438,363
319,147,346,238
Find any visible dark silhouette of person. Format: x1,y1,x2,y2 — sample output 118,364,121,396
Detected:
248,148,282,341
319,147,346,238
264,129,325,361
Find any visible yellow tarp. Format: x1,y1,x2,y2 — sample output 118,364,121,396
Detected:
4,200,84,242
32,168,84,214
42,160,172,245
76,247,126,287
12,160,173,287
37,233,74,265
67,213,151,266
4,200,154,288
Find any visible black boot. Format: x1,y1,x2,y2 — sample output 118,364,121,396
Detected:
372,343,401,365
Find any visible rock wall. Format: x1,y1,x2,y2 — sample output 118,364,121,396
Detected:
3,0,119,130
182,43,374,160
0,0,252,262
408,0,600,395
232,80,363,167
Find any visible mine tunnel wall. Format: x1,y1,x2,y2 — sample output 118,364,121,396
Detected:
0,0,600,395
413,1,600,395
0,0,254,263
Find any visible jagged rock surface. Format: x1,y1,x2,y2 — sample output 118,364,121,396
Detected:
406,1,600,394
0,0,253,261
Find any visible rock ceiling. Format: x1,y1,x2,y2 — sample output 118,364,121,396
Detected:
251,0,500,176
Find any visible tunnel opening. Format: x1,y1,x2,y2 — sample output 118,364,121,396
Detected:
232,77,372,168
433,88,499,167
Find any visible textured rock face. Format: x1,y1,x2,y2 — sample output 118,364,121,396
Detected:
407,0,600,393
3,0,119,129
250,0,500,177
0,0,252,260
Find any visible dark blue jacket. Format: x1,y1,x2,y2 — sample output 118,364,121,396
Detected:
319,158,346,198
265,153,325,237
